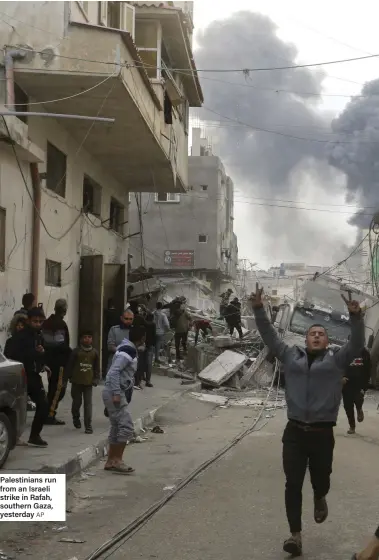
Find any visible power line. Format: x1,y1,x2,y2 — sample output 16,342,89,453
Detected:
201,106,379,145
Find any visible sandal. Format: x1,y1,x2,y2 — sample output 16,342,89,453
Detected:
283,536,302,557
314,497,328,524
111,462,135,474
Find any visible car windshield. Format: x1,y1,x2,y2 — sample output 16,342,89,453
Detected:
290,307,351,345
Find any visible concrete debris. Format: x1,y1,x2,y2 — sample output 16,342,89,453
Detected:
163,485,176,491
229,397,264,407
151,425,164,434
213,335,236,349
189,392,229,406
198,350,247,387
52,526,68,532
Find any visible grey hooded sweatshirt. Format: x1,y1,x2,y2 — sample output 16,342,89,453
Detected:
104,338,137,396
253,306,365,424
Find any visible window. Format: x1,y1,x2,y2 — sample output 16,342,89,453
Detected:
14,82,28,124
198,235,208,243
164,91,173,125
45,259,61,287
100,1,135,38
82,175,102,216
0,207,5,271
109,197,125,234
135,20,161,79
46,142,67,198
155,193,180,203
200,185,208,191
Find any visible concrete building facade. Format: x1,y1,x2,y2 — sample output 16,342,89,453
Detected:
128,128,238,297
0,1,202,349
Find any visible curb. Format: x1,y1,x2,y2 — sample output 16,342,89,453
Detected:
35,383,201,479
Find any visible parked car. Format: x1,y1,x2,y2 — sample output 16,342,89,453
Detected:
0,351,27,467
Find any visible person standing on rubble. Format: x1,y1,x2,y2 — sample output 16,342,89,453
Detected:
175,304,191,362
342,343,371,434
219,288,233,319
249,283,364,557
225,297,243,339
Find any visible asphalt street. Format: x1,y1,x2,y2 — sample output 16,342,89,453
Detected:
1,391,378,560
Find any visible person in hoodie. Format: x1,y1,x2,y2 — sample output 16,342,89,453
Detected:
107,309,134,372
5,307,49,447
42,299,71,425
153,302,170,364
9,292,35,335
250,283,364,558
102,325,146,474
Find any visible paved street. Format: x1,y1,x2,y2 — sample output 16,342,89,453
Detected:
1,391,378,560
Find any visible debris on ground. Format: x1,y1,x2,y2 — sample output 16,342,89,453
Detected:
198,350,247,387
151,426,164,434
189,392,228,406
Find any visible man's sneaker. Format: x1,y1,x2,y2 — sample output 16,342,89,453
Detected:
28,436,48,447
85,427,93,434
73,419,81,429
348,427,356,435
283,536,302,557
146,382,153,388
357,409,364,423
45,417,66,426
314,497,328,524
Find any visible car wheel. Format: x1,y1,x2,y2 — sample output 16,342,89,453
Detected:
0,413,12,469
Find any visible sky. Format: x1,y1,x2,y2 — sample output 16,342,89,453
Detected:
191,0,379,269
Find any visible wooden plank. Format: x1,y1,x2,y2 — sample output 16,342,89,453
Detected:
198,350,247,388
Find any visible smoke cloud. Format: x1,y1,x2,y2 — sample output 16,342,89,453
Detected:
194,11,354,265
328,79,379,228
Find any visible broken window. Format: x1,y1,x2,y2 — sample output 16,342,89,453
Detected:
155,193,180,203
109,197,124,234
0,207,5,271
46,142,67,198
45,259,61,287
14,82,29,124
198,234,208,243
164,91,173,125
82,175,102,216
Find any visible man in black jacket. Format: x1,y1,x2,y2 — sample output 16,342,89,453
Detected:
5,307,49,447
342,345,371,434
250,284,364,557
225,297,243,339
42,299,71,425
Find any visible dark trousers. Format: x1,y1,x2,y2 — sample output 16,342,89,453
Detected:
195,327,211,345
343,387,364,429
28,376,49,439
282,422,335,533
228,323,243,339
134,350,145,386
175,332,188,360
47,363,67,419
71,384,93,429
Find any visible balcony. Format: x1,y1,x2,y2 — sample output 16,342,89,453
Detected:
11,22,184,192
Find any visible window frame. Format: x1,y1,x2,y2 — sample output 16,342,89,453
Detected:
45,259,62,287
135,19,162,80
82,174,102,217
46,141,67,198
155,193,180,203
99,1,135,39
109,197,125,235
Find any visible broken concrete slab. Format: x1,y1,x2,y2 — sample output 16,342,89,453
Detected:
189,392,229,406
240,347,273,389
198,350,247,388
